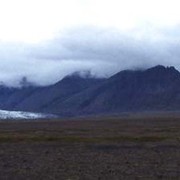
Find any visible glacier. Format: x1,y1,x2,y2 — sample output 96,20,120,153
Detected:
0,109,55,119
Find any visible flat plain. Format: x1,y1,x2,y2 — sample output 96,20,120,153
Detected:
0,115,179,179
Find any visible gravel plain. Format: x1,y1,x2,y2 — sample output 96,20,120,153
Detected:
0,116,179,179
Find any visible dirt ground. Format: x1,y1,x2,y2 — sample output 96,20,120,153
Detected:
0,115,179,179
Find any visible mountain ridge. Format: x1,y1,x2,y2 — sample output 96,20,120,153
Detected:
0,65,180,117
50,65,180,116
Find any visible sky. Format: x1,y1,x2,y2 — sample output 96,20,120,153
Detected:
1,0,180,86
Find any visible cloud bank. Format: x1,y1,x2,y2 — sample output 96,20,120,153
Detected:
1,25,180,87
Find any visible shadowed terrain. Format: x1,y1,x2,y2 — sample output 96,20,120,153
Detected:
0,114,179,179
2,65,180,117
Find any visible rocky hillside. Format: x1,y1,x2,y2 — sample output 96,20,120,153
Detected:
1,65,180,116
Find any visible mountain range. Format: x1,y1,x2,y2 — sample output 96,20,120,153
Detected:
1,65,180,117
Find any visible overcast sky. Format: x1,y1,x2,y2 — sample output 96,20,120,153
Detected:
1,0,180,87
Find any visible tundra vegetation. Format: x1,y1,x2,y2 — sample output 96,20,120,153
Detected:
0,114,179,179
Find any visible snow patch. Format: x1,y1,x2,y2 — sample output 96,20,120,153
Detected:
0,110,56,119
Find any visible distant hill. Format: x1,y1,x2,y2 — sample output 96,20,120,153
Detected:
1,65,180,117
0,73,105,115
47,65,180,116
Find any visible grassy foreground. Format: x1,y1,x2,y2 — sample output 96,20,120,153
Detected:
0,115,179,179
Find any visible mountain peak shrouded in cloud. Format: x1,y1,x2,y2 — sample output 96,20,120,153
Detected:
19,76,37,88
64,70,96,80
146,65,178,73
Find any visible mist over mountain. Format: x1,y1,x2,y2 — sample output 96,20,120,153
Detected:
1,65,180,117
2,25,180,87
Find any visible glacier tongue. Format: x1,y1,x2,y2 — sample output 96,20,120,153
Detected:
0,110,55,119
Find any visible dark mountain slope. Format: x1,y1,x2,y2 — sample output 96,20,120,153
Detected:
0,85,41,110
1,65,180,117
3,86,39,110
0,86,17,108
54,65,180,116
12,74,105,113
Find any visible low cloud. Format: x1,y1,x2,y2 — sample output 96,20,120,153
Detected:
1,26,180,87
